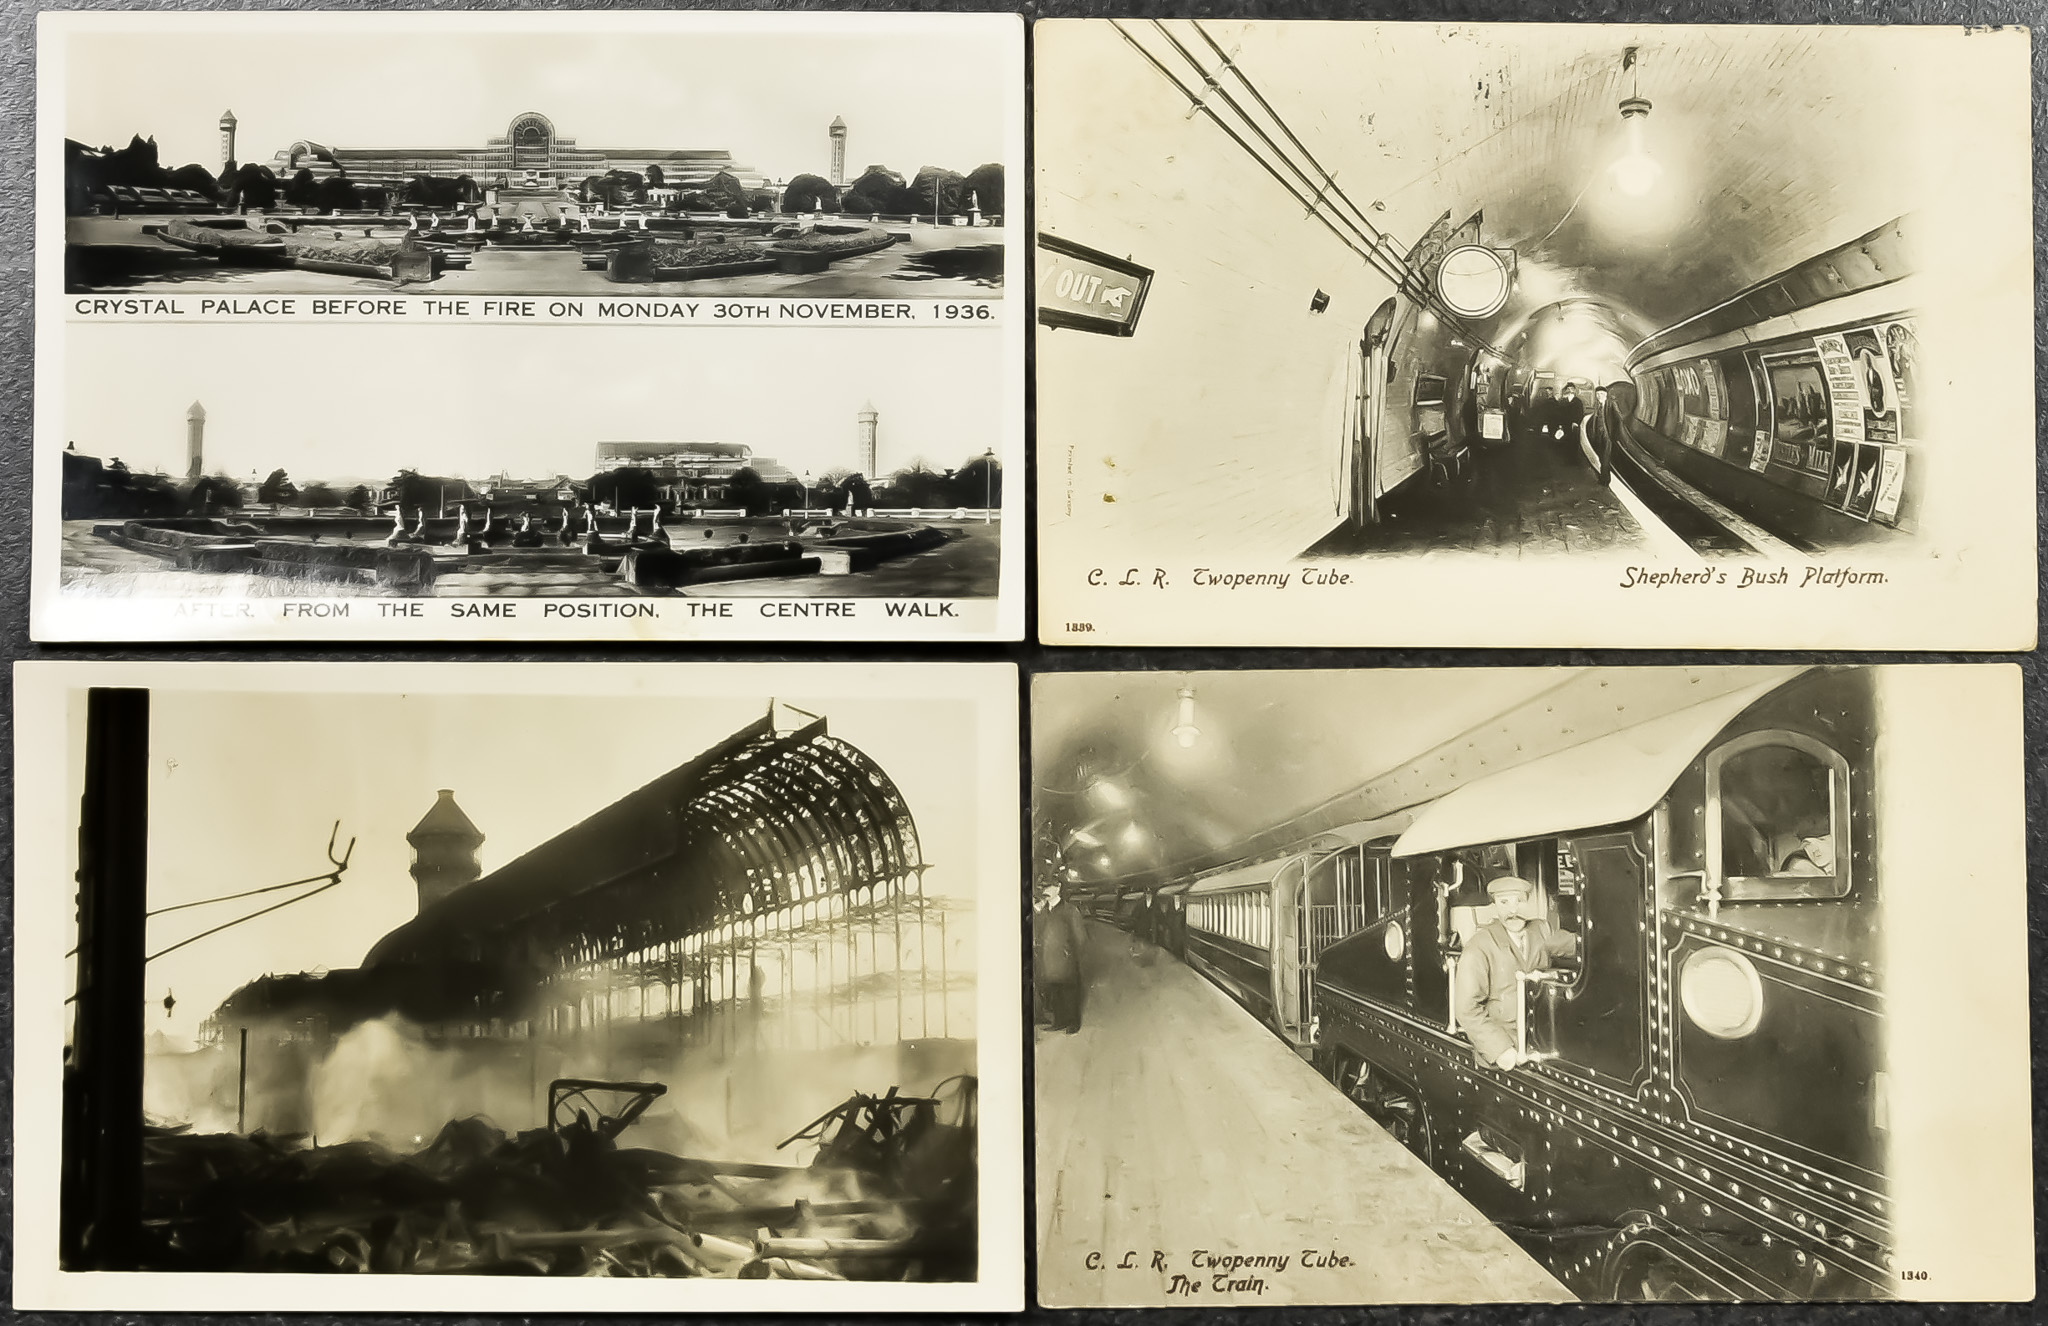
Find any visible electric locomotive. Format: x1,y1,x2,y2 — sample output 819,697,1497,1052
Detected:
1157,666,1891,1301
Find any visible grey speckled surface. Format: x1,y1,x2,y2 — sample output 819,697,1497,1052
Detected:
1,0,2042,1318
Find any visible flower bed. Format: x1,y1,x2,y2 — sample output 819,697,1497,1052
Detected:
771,226,892,254
161,220,279,251
278,232,408,268
645,240,766,268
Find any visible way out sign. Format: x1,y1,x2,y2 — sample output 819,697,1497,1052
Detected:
1037,234,1152,336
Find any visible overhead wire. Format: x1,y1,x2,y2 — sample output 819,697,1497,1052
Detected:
1115,18,1512,359
147,869,352,917
146,877,347,965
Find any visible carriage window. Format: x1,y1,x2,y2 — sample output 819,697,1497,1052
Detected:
1708,732,1852,902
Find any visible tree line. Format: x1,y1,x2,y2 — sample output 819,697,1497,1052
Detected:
67,132,1005,222
63,453,1001,522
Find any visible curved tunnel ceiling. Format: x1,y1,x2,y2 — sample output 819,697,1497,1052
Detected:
1033,668,1812,891
1032,670,1568,888
1222,22,1918,345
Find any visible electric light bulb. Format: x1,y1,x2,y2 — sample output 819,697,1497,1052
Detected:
1612,151,1663,197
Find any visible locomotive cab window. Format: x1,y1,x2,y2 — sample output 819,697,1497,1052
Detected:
1707,731,1853,902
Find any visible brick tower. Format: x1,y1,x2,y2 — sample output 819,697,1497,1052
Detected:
407,789,485,912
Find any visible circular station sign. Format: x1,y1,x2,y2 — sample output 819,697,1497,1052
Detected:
1436,244,1513,318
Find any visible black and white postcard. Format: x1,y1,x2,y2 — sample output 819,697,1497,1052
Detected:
36,12,1024,641
1033,22,2033,648
14,661,1023,1311
1031,665,2029,1304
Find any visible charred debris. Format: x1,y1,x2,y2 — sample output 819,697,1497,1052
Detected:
134,1075,977,1280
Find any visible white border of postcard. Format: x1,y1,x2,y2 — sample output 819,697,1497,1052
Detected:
1032,21,2034,649
34,10,1026,642
13,660,1025,1312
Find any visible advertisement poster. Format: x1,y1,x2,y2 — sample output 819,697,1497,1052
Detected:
1848,442,1884,520
1813,334,1867,446
1763,351,1833,474
1874,448,1908,522
1750,428,1774,473
1701,357,1725,420
1844,327,1902,445
1827,439,1859,508
1884,319,1921,442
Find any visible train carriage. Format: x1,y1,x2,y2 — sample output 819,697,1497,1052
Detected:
1145,666,1893,1301
1177,814,1415,1052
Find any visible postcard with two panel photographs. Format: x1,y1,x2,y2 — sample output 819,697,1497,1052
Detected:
12,661,1023,1311
1030,665,2032,1305
1034,21,2034,649
35,11,1025,642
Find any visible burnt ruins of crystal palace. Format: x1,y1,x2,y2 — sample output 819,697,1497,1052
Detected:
190,707,973,1145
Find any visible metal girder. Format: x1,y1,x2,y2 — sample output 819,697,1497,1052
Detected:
370,721,925,1009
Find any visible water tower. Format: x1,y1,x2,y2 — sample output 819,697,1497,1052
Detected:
829,116,848,187
857,400,878,477
218,109,238,170
185,401,206,479
407,789,485,912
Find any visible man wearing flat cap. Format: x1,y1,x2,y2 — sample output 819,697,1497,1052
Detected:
1454,875,1580,1071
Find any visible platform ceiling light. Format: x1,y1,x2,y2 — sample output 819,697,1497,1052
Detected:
1610,47,1662,198
1170,687,1200,749
1088,778,1129,810
1122,823,1147,849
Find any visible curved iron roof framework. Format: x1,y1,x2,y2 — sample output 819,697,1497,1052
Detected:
365,712,925,1018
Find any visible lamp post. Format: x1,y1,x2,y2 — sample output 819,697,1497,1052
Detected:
802,470,811,515
981,447,996,524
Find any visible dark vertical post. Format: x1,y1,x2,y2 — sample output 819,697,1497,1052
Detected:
236,1028,248,1133
61,686,150,1271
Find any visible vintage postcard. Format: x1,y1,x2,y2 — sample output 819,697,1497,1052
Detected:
35,11,1023,641
1031,665,2029,1303
14,661,1022,1311
1034,22,2033,648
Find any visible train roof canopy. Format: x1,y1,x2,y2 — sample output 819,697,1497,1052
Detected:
1392,672,1796,857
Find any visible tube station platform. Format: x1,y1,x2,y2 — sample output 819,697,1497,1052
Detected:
1035,921,1572,1307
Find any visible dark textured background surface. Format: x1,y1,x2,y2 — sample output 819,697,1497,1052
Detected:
0,0,2041,1318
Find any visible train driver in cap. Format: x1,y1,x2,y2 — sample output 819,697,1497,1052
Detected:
1453,874,1581,1071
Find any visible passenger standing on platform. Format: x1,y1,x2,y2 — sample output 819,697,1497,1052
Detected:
1454,876,1579,1071
1585,385,1617,483
1555,384,1586,457
1532,387,1558,444
1038,884,1089,1033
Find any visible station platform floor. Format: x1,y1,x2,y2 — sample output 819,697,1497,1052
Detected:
1034,921,1572,1307
1303,432,1651,560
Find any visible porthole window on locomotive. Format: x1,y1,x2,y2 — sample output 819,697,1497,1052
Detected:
1680,945,1766,1039
1707,731,1853,902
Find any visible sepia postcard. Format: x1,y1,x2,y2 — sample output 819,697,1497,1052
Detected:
14,661,1023,1311
1033,22,2033,648
35,11,1024,641
1030,665,2030,1304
